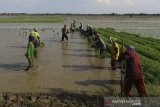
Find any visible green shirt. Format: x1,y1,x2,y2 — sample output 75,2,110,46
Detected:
26,42,34,58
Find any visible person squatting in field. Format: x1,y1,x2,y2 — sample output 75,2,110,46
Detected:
118,46,148,97
62,24,69,42
25,36,35,71
111,41,120,70
94,32,106,56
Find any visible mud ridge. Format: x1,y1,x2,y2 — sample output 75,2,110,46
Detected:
0,92,103,107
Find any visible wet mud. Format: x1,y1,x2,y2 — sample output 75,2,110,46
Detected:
0,28,120,96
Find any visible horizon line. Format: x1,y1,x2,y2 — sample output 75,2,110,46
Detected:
0,13,160,15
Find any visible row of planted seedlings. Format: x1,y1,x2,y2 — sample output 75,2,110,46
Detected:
98,28,160,63
107,29,160,51
82,30,110,58
99,28,160,63
100,28,160,64
94,28,160,84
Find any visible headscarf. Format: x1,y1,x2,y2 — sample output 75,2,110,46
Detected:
127,45,135,51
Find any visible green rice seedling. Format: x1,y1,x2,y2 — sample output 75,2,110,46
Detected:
99,28,160,63
94,28,160,84
40,42,45,47
100,52,109,58
147,84,160,96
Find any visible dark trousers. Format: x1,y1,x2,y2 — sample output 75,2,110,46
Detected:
62,33,68,41
111,59,118,70
100,48,105,55
124,77,148,97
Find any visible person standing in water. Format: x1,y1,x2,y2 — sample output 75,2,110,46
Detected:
79,22,83,31
70,23,74,32
111,41,120,70
30,28,40,58
62,24,69,42
72,20,76,29
31,28,40,48
94,32,106,56
119,46,147,97
25,36,35,71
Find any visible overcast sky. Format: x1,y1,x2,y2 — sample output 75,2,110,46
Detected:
0,0,159,14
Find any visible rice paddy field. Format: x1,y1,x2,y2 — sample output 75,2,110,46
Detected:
94,28,160,96
0,15,160,106
0,15,63,23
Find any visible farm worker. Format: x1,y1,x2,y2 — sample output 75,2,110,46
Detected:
119,46,147,97
79,22,83,30
70,22,76,32
111,41,120,70
62,24,69,42
25,36,35,71
30,28,40,48
30,28,40,58
72,20,76,28
94,32,106,55
86,25,94,44
70,23,74,32
79,23,86,35
84,25,89,35
86,25,94,37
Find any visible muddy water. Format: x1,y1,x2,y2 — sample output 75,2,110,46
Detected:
70,17,160,38
0,28,120,95
0,16,160,38
0,17,159,95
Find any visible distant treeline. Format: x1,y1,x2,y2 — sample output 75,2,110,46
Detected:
0,13,160,17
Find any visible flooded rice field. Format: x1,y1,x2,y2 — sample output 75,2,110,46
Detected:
0,17,159,95
0,28,120,95
0,16,160,38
